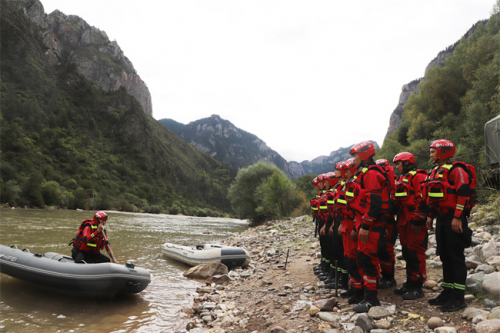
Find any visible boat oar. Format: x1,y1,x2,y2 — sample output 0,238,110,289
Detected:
102,228,118,264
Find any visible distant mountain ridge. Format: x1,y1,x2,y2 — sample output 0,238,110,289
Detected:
160,115,378,179
159,115,292,177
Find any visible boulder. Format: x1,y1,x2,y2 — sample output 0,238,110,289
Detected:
482,272,500,298
183,263,228,279
481,243,500,260
475,319,500,333
476,264,496,274
313,298,337,311
428,316,444,329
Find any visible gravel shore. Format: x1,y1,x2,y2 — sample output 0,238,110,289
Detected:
177,212,500,333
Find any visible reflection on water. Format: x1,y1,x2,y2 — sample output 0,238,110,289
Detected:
0,209,248,332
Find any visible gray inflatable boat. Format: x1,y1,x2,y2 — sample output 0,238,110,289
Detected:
0,244,151,299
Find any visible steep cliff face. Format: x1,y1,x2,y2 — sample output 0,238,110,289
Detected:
160,115,292,177
10,0,152,116
384,20,488,140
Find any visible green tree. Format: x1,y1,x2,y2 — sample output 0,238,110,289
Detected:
21,171,44,207
42,181,61,206
228,162,281,222
255,172,305,220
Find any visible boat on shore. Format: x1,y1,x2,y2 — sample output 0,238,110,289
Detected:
160,243,251,268
0,244,151,299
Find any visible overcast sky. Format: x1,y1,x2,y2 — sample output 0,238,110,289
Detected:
40,0,496,162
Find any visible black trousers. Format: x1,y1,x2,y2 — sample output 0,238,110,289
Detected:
435,211,471,295
72,247,110,263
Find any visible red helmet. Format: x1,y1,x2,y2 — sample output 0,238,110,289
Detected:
429,139,455,159
93,211,108,224
393,152,415,164
325,172,338,185
343,158,358,175
335,162,344,170
312,177,319,186
375,159,390,168
350,141,376,161
318,174,327,182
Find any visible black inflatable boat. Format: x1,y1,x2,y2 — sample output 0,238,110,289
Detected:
0,244,151,299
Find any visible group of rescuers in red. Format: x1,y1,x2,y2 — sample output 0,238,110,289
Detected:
310,139,476,313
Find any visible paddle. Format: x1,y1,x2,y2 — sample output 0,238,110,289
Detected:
102,227,118,264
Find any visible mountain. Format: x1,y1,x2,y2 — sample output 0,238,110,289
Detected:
11,0,152,116
1,0,234,214
160,115,378,179
159,115,291,177
384,19,489,139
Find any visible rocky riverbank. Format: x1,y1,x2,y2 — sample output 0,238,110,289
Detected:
177,200,500,333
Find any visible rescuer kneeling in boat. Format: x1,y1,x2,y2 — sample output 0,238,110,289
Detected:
70,211,113,264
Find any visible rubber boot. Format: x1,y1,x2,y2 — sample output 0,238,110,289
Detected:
428,287,453,306
353,289,381,313
341,285,355,299
441,289,467,312
339,273,349,290
348,287,364,305
379,273,397,289
394,279,411,295
402,281,424,300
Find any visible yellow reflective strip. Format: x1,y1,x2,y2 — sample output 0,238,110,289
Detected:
395,193,408,197
87,243,97,247
409,171,416,175
429,193,444,198
337,199,347,204
91,226,97,229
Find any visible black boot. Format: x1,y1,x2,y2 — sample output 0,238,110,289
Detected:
348,287,365,305
339,273,349,290
341,285,355,298
402,281,424,300
379,273,397,289
441,289,467,312
314,261,327,275
353,289,381,313
394,280,411,295
428,287,453,306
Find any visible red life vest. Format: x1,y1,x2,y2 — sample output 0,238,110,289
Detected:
72,219,105,253
346,164,392,215
427,162,476,212
335,181,355,221
310,198,320,217
394,169,428,207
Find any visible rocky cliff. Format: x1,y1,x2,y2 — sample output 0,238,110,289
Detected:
11,0,152,116
384,19,488,140
160,115,292,177
160,116,378,179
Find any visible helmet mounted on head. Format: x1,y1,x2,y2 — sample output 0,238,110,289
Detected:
350,141,375,161
312,177,319,186
343,158,358,176
393,152,415,164
429,139,455,160
93,211,108,224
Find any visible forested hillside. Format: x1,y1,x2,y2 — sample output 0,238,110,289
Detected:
378,7,500,199
0,1,235,215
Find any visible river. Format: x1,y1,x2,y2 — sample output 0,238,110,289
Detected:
0,208,248,333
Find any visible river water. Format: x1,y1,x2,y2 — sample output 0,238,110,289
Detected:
0,208,248,333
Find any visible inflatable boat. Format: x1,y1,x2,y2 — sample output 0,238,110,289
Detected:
0,244,151,299
161,243,251,268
